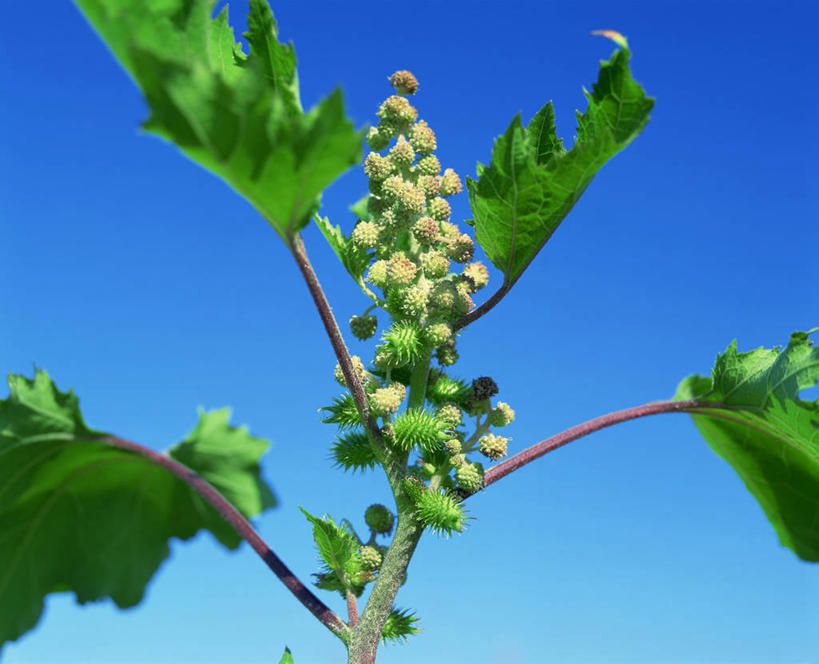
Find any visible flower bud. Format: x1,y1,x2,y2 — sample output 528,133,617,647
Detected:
416,154,441,176
382,175,406,201
443,438,462,456
449,452,466,467
436,403,463,428
359,545,383,570
370,382,407,417
455,463,484,493
462,262,489,292
438,221,459,243
334,355,371,388
387,254,417,287
416,175,440,200
447,234,475,263
377,95,418,126
488,401,515,427
435,344,459,366
396,183,426,215
427,197,451,222
438,168,463,197
365,504,395,534
351,220,380,249
389,70,419,95
424,321,452,348
428,280,458,314
471,376,499,400
349,314,378,340
364,152,394,181
374,209,401,234
366,126,390,151
398,285,428,319
478,433,509,461
412,216,439,245
390,135,415,168
420,250,450,279
366,259,389,289
409,120,436,155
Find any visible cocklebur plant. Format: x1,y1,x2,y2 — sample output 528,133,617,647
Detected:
1,2,817,664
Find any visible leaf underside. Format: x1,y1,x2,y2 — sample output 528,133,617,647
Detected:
73,0,363,240
466,46,654,284
0,370,276,650
675,330,819,561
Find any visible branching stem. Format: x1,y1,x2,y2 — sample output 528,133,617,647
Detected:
102,436,349,641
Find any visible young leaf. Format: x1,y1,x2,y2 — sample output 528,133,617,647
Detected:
675,330,819,561
0,369,275,651
299,508,359,577
73,0,363,241
381,607,421,644
466,44,653,285
314,215,373,291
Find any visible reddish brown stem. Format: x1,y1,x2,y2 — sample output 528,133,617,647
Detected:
452,281,512,331
480,399,727,491
102,436,349,641
347,591,359,628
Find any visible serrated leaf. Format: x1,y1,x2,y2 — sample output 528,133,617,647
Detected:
350,195,371,222
381,607,421,644
73,0,363,241
300,508,358,577
314,215,373,288
466,46,653,284
330,430,378,472
0,369,275,651
674,330,819,561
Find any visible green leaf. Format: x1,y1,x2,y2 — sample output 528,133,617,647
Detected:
314,215,373,290
674,330,819,561
73,0,363,241
466,45,653,284
299,508,358,577
0,369,275,651
381,607,421,644
277,646,294,664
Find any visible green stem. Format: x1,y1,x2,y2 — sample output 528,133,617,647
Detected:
407,353,432,410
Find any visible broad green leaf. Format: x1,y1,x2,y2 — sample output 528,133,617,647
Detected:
73,0,363,240
314,215,373,292
300,508,358,577
674,330,819,561
381,607,421,643
466,45,653,284
0,369,275,650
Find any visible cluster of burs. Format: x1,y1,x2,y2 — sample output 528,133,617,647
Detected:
323,72,516,560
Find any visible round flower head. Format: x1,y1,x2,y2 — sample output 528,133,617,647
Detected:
478,433,509,461
366,126,390,151
472,376,499,400
387,254,417,287
436,344,459,366
398,284,428,319
488,401,516,427
416,175,440,200
349,314,378,341
397,183,426,215
416,154,441,176
443,438,462,456
462,262,489,292
375,208,402,234
390,135,415,168
412,216,439,245
370,382,407,417
421,250,450,279
364,152,394,181
449,452,466,467
428,280,458,316
351,220,380,250
409,120,437,155
427,197,451,222
424,321,452,348
455,463,484,493
453,289,474,316
359,545,383,571
366,259,389,289
436,403,463,428
365,503,395,535
334,355,371,388
378,95,418,127
382,174,406,201
438,168,463,197
389,70,419,95
447,234,475,263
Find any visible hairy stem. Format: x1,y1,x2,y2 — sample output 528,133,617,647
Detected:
474,399,727,493
347,591,359,629
102,436,349,641
289,233,384,450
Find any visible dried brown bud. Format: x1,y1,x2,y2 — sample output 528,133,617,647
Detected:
389,70,419,95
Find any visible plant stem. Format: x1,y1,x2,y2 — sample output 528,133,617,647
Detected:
101,436,349,641
289,233,384,451
347,591,359,628
407,353,432,410
452,280,513,331
473,399,728,493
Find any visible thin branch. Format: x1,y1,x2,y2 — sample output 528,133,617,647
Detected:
289,233,385,450
452,281,512,331
102,436,349,641
347,591,359,628
476,399,728,492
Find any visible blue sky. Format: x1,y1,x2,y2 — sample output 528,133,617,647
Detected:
1,1,817,663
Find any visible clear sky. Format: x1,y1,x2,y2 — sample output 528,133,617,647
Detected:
1,1,817,663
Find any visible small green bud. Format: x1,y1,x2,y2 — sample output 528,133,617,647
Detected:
401,285,429,319
412,216,439,245
478,433,509,461
416,175,440,200
436,344,459,366
366,259,389,289
454,289,474,316
408,120,437,155
378,95,418,126
389,70,419,95
374,209,401,234
351,220,380,250
416,154,441,176
334,355,371,388
387,254,417,287
370,382,407,417
438,168,463,197
472,376,499,400
359,545,383,570
488,401,515,427
428,280,457,313
382,174,406,201
455,463,484,493
436,403,463,428
349,314,378,341
462,262,489,292
376,119,398,140
427,197,451,222
390,135,415,168
449,452,466,467
365,504,395,535
443,438,462,455
420,250,450,279
424,321,452,348
396,183,426,215
364,152,394,181
366,127,390,151
447,234,475,263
